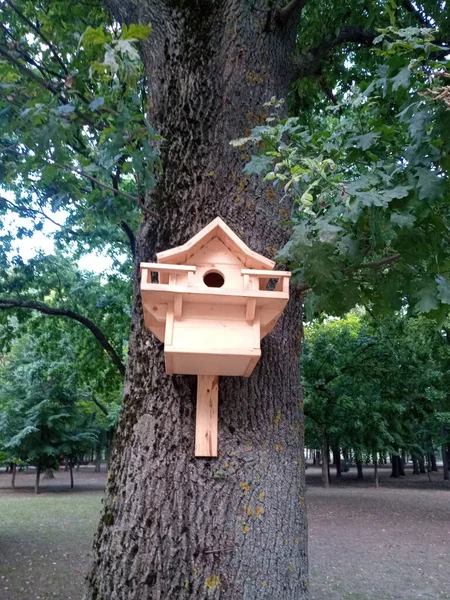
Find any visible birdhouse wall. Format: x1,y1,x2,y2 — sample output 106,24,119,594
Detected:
159,237,246,290
165,303,261,376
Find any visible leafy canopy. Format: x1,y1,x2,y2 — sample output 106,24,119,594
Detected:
236,23,450,320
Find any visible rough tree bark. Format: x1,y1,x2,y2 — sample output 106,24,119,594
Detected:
84,2,308,599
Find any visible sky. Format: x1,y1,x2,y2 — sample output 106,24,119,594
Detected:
3,210,116,273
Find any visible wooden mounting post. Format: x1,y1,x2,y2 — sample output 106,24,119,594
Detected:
195,375,219,457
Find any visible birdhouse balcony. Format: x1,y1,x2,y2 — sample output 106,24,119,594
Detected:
140,263,291,377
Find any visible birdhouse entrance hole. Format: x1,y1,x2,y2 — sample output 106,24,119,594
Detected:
203,270,225,288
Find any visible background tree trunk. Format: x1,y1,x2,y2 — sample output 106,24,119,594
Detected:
84,2,308,599
356,460,363,481
418,456,426,474
35,462,41,495
333,444,341,479
43,469,55,480
11,462,16,489
95,445,102,473
321,430,330,488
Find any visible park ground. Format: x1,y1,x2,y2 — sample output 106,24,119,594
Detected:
0,465,449,599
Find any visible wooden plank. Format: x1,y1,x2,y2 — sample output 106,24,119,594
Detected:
140,262,196,273
141,268,149,287
241,269,291,277
165,348,174,374
140,283,289,303
174,294,183,318
195,375,219,457
165,304,174,346
246,298,256,321
253,309,261,347
166,347,261,376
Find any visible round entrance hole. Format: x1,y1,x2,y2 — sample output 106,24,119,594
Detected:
203,270,225,288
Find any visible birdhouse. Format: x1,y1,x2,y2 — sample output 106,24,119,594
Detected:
140,217,290,457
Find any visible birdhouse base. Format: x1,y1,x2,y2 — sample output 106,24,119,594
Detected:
195,375,219,457
165,347,261,377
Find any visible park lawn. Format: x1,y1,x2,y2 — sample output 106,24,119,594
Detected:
0,473,104,600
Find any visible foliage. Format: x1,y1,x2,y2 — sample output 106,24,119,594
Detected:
0,334,103,467
0,0,158,266
236,25,450,320
302,313,450,460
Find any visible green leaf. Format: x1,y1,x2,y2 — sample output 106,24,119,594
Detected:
436,276,450,305
122,23,152,40
82,26,108,46
89,97,105,111
350,132,380,151
415,283,439,313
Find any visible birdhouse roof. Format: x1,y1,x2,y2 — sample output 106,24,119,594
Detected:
157,217,276,270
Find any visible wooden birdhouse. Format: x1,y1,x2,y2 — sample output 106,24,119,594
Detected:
140,217,290,457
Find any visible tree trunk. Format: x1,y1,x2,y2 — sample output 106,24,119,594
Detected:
106,430,114,467
95,445,102,473
441,424,449,481
333,444,341,479
69,463,74,490
84,3,308,599
356,460,363,480
35,462,41,495
321,430,330,488
443,444,450,482
11,463,16,489
430,451,438,472
412,457,420,475
314,450,320,466
391,454,404,478
374,457,378,488
418,456,426,473
43,469,55,480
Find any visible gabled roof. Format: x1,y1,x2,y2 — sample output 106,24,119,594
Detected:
157,217,276,270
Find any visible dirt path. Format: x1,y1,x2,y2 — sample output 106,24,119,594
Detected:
307,465,450,600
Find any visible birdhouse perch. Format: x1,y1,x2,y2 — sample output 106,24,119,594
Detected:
140,217,290,457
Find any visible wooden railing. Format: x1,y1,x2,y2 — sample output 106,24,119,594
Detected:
241,269,291,292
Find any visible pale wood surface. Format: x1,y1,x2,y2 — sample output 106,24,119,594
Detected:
140,219,291,378
195,375,219,457
157,217,275,270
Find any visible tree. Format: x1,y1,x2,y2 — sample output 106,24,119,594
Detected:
81,2,309,598
0,334,98,493
302,312,450,484
239,24,450,321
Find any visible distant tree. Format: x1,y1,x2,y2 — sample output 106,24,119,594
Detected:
0,335,98,492
302,313,447,485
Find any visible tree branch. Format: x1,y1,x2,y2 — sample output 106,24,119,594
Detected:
275,0,308,27
356,254,401,270
57,163,159,218
4,0,70,76
0,299,126,376
402,0,433,28
0,46,97,129
294,26,377,78
120,220,136,260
